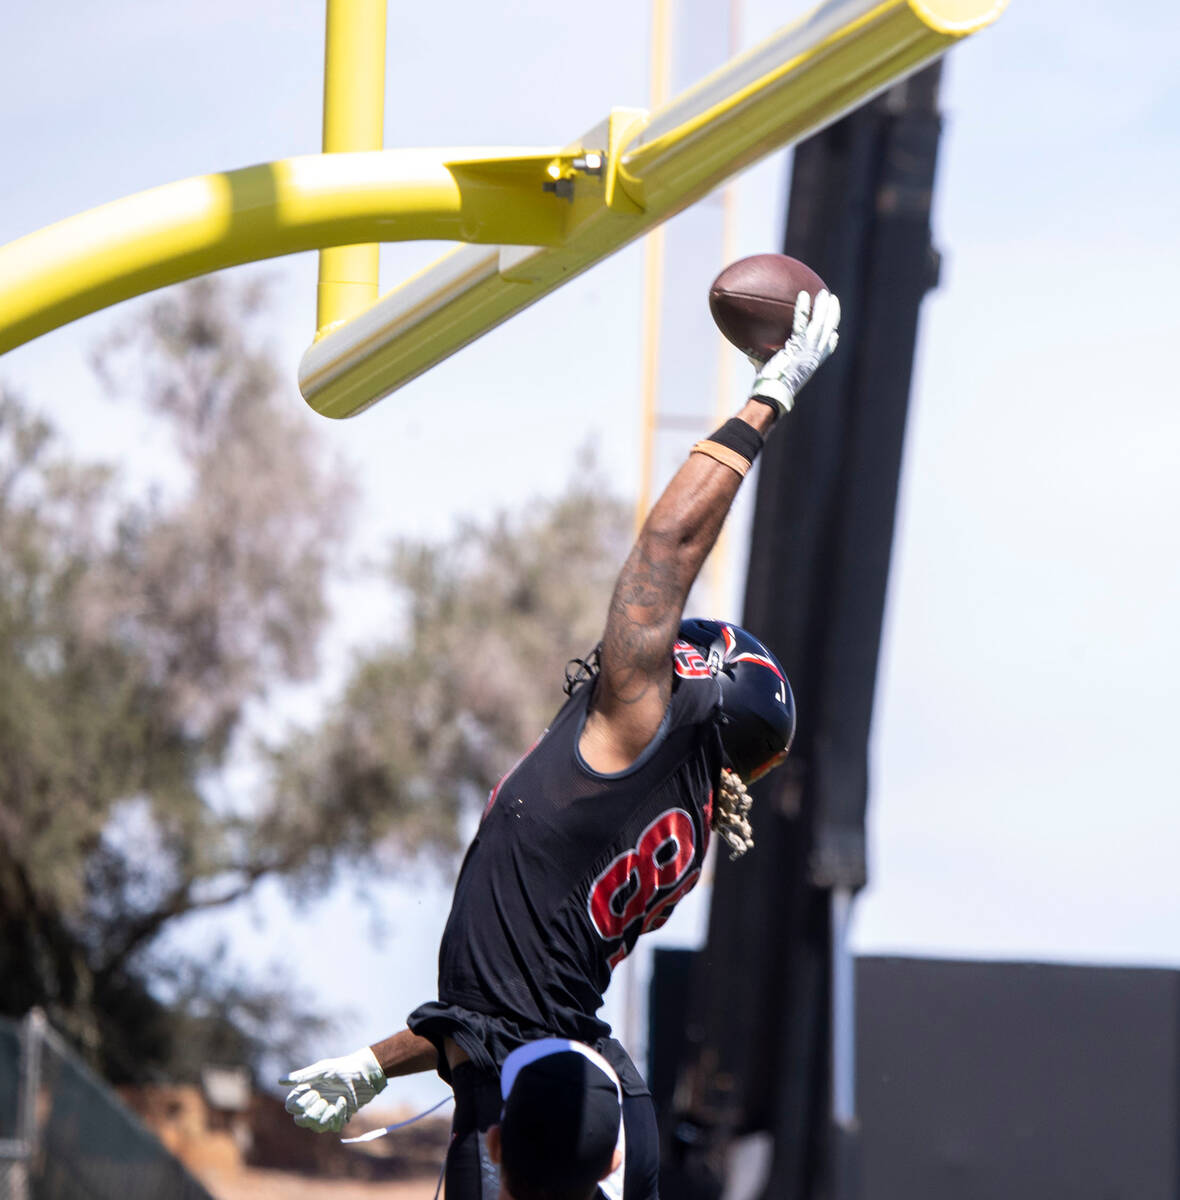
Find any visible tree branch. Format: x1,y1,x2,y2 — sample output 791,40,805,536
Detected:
94,852,298,979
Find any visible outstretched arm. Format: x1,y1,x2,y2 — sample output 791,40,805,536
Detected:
579,289,840,774
579,399,775,773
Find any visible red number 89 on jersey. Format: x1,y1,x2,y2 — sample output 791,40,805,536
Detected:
587,808,702,969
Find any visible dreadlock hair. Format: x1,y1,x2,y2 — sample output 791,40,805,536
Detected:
713,767,754,859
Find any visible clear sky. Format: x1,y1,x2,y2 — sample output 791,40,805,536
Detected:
3,0,1180,1111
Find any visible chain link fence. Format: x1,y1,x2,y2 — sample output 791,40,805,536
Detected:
0,1013,32,1200
0,1011,215,1200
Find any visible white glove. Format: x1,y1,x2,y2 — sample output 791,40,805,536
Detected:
280,1046,387,1133
749,288,841,416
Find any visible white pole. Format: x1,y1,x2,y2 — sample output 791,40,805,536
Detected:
831,887,856,1127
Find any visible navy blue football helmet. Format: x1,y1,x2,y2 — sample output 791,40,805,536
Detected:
676,619,795,783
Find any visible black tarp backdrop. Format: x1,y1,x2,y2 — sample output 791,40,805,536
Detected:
656,956,1180,1200
856,958,1180,1200
663,62,946,1200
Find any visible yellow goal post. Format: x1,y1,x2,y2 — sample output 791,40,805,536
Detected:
0,0,1007,419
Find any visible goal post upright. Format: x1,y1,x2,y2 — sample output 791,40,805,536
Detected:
317,0,388,336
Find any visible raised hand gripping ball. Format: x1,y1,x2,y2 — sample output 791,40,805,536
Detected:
708,253,828,363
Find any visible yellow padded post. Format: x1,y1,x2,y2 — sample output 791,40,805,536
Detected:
316,0,387,335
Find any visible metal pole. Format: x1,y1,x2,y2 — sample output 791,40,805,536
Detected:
830,887,859,1199
621,0,674,1049
708,0,742,618
4,1009,46,1200
634,0,672,537
317,0,388,334
831,887,855,1123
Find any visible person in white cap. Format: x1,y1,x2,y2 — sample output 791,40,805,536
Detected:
489,1039,624,1200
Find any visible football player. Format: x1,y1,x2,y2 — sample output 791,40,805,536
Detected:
282,289,840,1197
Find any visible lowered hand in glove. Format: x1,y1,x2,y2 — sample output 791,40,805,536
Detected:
280,1046,387,1134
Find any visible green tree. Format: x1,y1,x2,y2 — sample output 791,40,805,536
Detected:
266,459,632,882
0,278,347,1076
0,277,631,1080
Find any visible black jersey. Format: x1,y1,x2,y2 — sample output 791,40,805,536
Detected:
410,644,724,1088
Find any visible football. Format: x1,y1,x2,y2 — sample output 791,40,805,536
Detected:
708,254,828,362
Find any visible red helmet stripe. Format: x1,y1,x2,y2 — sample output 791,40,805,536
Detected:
747,748,790,783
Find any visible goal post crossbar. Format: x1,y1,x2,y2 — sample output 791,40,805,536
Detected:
0,0,1006,416
301,0,1006,417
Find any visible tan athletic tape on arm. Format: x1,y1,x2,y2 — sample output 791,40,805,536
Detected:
691,440,751,478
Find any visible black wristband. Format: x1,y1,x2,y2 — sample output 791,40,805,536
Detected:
706,418,764,463
747,394,783,420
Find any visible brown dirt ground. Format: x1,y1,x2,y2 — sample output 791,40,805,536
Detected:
197,1166,443,1199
